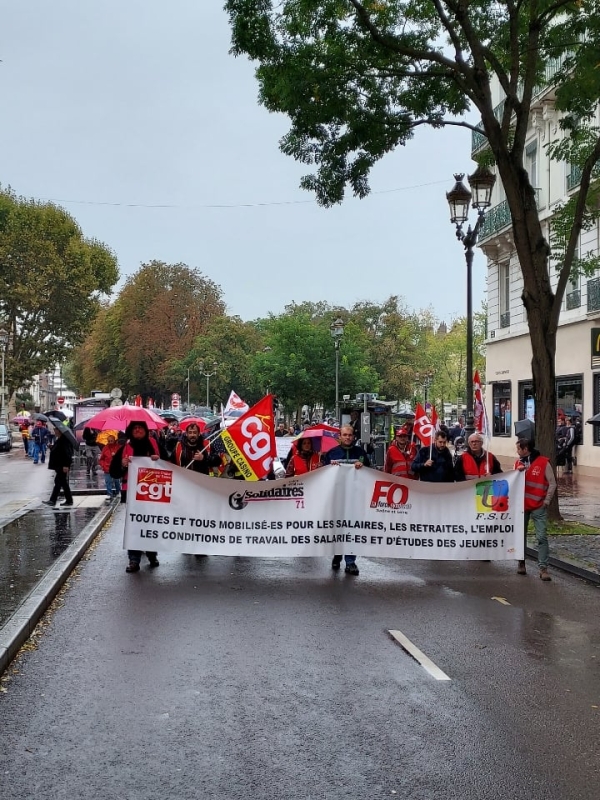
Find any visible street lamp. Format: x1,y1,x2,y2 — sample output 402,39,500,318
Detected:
329,318,345,423
415,371,434,406
0,328,8,422
198,361,218,408
446,165,496,437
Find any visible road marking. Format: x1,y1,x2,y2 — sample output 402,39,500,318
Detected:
491,596,511,605
388,629,451,681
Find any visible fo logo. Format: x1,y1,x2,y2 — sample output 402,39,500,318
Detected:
370,480,409,509
135,468,173,503
475,479,509,513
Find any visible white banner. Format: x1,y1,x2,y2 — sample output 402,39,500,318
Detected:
123,460,525,561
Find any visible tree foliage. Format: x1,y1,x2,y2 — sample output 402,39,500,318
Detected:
0,188,118,404
226,0,600,463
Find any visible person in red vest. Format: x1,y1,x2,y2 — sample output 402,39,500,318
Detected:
514,437,556,581
285,437,320,476
384,427,416,479
454,433,503,481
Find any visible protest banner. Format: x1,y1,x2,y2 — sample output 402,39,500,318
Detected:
124,460,524,561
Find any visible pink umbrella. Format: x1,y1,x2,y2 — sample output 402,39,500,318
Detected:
293,427,340,454
82,406,168,432
179,417,209,432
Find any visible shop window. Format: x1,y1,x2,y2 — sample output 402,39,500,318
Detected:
493,382,512,436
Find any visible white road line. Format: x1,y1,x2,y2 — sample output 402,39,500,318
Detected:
388,629,451,681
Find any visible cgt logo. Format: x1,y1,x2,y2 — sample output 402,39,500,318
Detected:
370,480,409,509
135,468,173,503
475,479,509,513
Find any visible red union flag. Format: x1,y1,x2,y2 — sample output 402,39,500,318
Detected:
413,402,437,446
473,370,490,436
220,395,276,480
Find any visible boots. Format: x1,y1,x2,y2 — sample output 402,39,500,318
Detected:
517,560,527,575
539,567,552,581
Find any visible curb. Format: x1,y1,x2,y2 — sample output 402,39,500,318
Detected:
0,499,118,677
525,546,600,585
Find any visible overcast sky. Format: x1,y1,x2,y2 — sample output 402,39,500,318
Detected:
1,1,486,324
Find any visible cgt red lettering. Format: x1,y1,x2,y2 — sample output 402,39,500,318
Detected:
136,468,173,503
370,480,409,509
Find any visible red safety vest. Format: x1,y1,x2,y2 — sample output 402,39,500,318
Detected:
286,452,320,476
461,451,494,479
514,455,550,510
385,443,414,478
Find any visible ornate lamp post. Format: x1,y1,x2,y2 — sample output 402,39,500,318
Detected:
329,318,345,423
198,361,218,408
0,329,8,422
446,165,496,437
415,370,434,406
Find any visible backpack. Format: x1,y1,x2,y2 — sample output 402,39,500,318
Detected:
109,446,126,479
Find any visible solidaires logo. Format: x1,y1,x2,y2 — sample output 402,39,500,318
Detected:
228,485,305,511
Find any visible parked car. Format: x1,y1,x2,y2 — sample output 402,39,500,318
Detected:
0,424,12,452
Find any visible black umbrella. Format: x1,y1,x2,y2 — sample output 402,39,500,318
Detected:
586,412,600,426
48,415,78,448
34,413,49,422
46,409,67,421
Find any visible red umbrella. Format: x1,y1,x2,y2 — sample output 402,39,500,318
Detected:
82,406,168,432
179,417,209,432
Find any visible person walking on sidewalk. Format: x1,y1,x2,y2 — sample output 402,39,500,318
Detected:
514,437,557,581
32,420,50,465
42,428,74,508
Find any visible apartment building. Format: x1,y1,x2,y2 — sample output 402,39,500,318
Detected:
475,66,600,471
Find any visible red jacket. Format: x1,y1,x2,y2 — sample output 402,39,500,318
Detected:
286,452,320,476
99,442,121,474
461,451,495,479
384,442,415,479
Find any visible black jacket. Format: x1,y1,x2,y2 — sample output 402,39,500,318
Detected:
411,444,454,483
48,435,73,471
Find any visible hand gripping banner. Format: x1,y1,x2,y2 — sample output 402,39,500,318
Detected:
124,460,525,561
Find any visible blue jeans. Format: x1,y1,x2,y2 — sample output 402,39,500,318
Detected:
334,555,357,565
27,439,35,457
524,506,549,568
103,473,121,497
33,442,46,463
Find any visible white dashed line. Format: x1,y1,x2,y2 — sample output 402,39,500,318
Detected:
388,629,451,681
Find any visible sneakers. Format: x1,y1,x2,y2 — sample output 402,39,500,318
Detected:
331,556,342,571
147,555,160,568
59,501,74,507
126,561,140,573
517,560,527,575
345,562,360,576
539,568,552,581
41,500,56,507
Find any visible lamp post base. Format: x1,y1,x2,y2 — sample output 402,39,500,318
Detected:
464,413,475,440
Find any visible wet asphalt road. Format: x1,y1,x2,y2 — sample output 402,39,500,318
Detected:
1,500,600,799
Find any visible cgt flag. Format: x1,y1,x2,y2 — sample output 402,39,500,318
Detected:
220,394,276,480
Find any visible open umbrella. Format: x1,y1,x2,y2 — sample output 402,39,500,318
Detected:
82,405,168,432
293,427,340,454
34,413,50,422
96,429,119,445
586,412,600,426
11,415,31,425
47,415,78,449
179,417,210,432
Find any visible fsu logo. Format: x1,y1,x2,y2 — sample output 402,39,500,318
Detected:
475,480,509,513
135,468,173,503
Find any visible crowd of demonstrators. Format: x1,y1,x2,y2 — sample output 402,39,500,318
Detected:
321,424,371,576
514,437,556,581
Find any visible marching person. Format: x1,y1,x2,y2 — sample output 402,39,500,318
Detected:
42,427,74,508
384,426,415,479
98,434,122,500
321,424,371,576
113,421,161,573
514,437,556,581
32,420,50,465
410,430,455,483
170,422,220,475
454,433,503,481
285,436,320,476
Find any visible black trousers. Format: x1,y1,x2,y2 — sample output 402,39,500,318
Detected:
49,469,73,504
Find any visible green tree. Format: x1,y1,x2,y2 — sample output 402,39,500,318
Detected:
227,0,600,462
0,189,118,411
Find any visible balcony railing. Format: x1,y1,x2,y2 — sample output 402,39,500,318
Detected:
478,189,541,242
500,311,511,328
567,163,600,192
566,289,581,310
588,277,600,312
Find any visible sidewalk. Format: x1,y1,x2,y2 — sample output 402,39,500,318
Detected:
527,470,600,582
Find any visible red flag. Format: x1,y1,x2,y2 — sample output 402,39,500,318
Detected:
220,394,276,480
413,402,437,446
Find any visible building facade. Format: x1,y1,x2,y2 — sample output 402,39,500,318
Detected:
475,69,600,471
